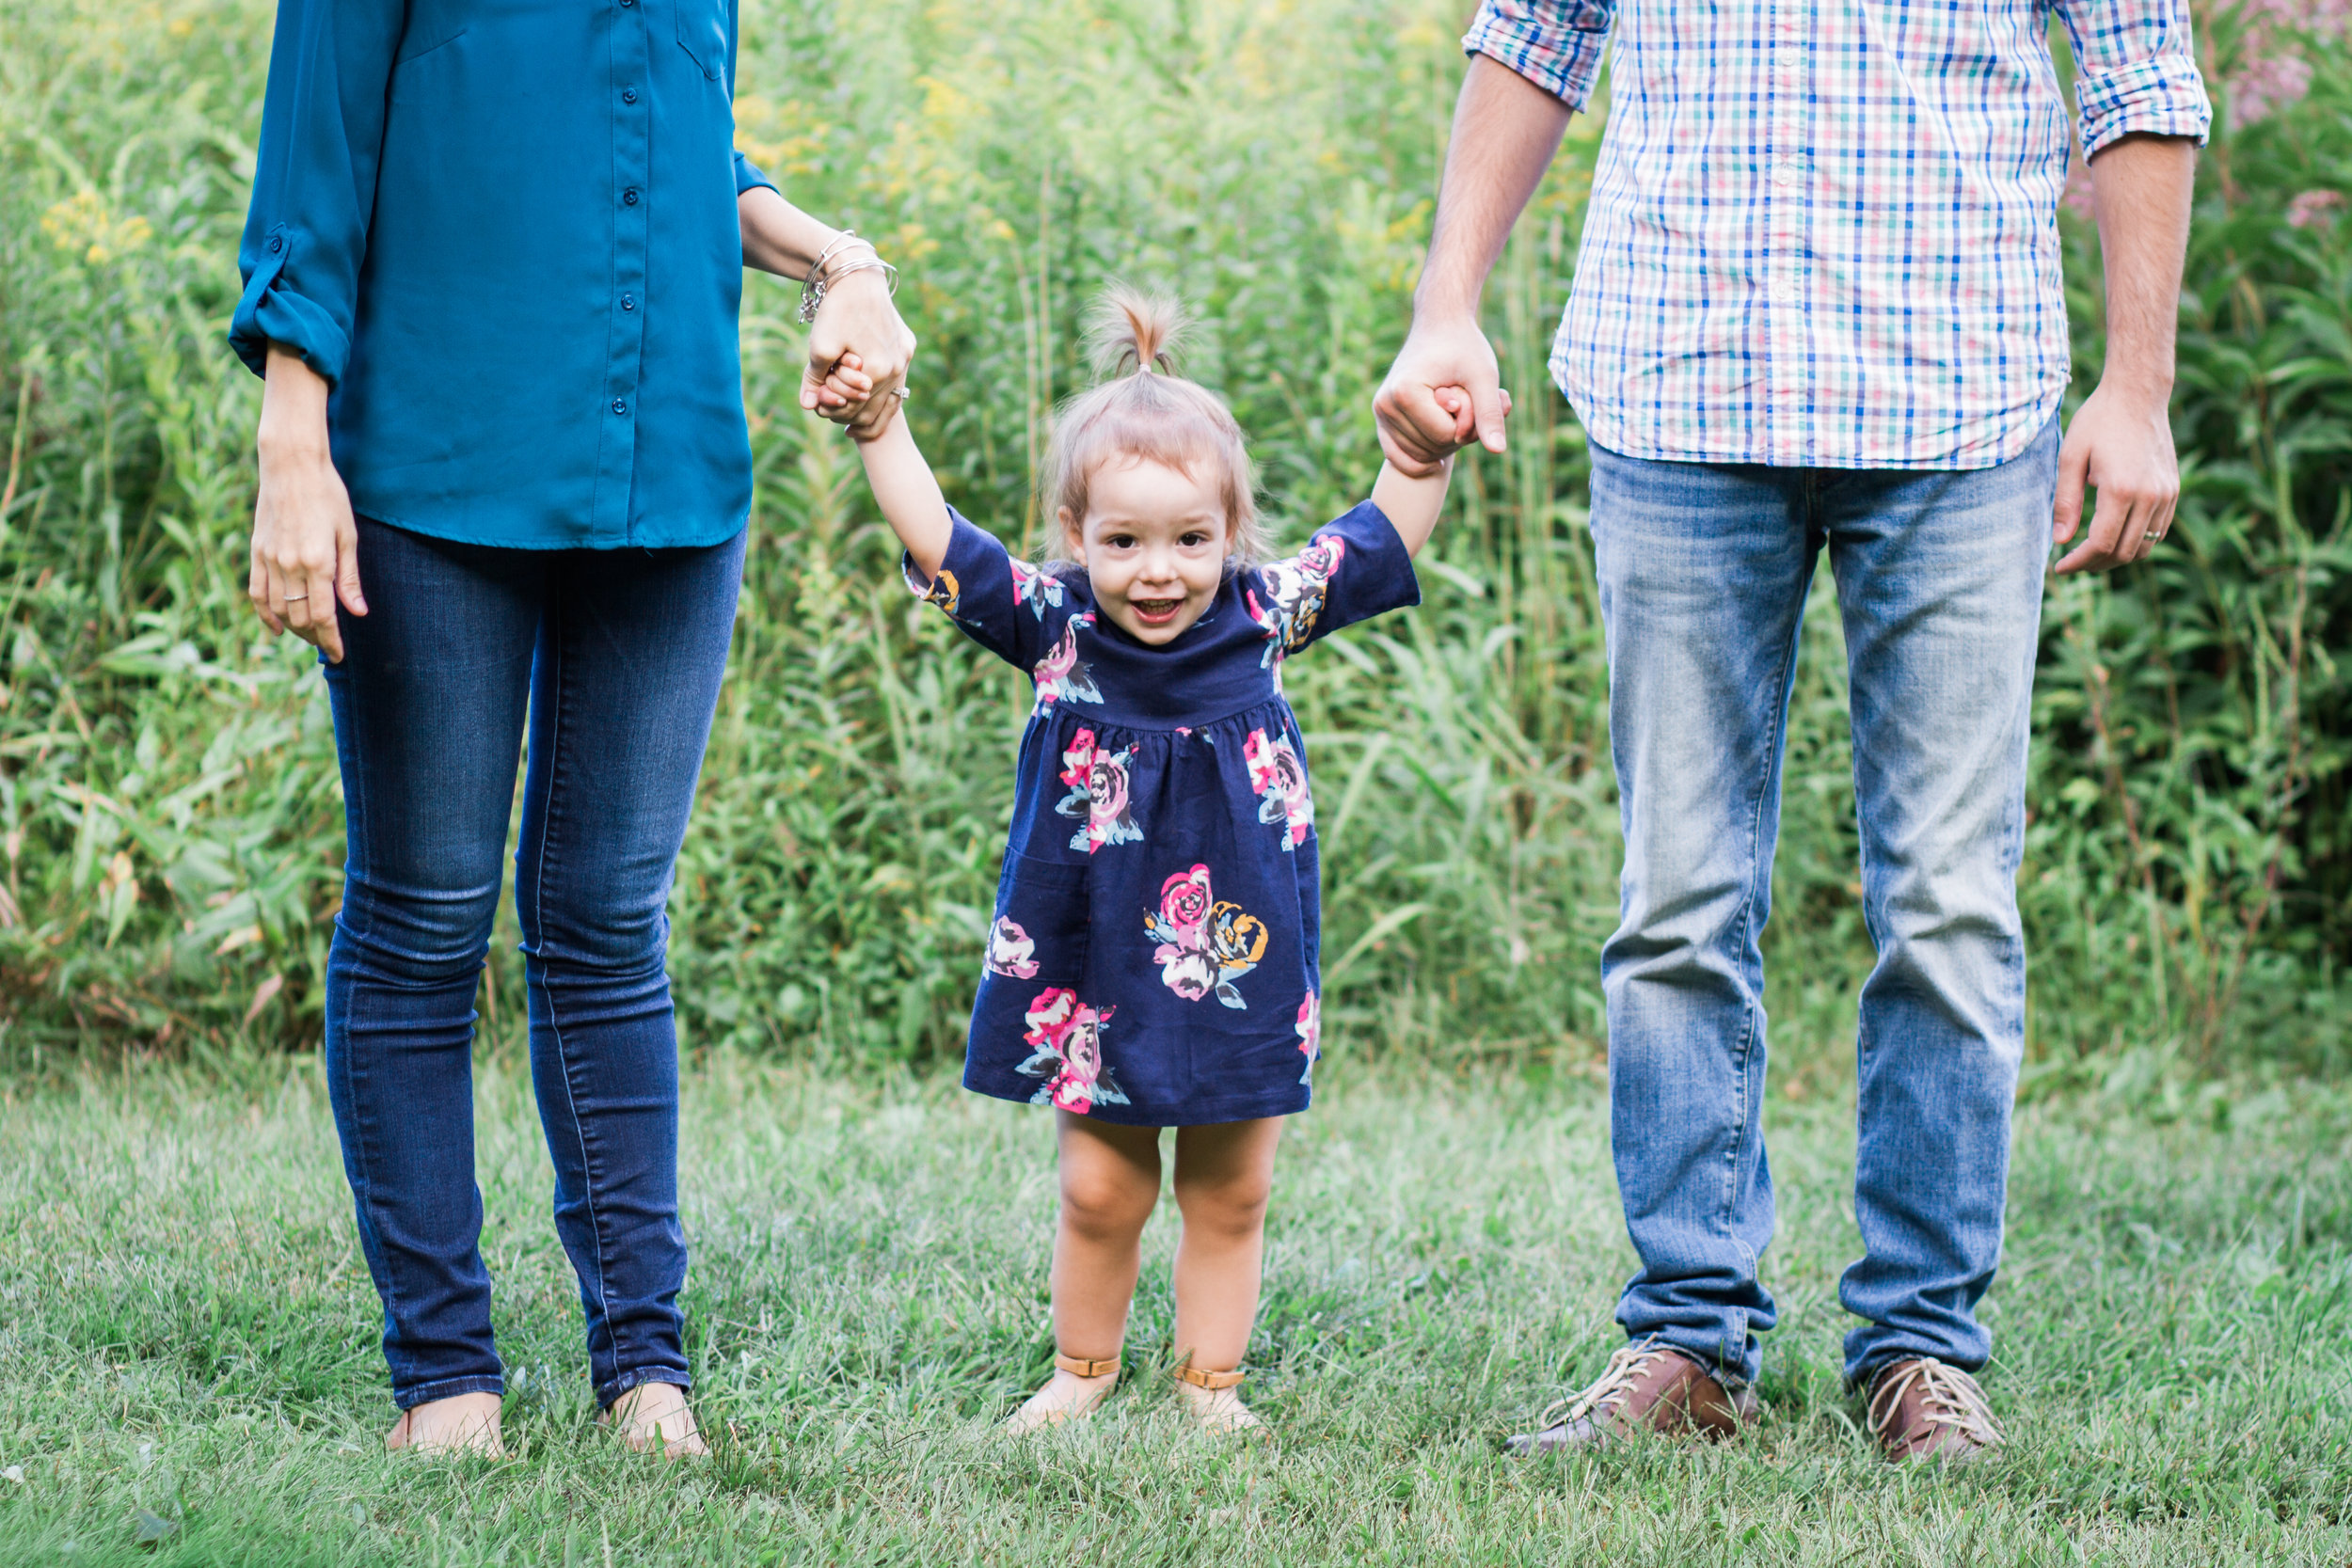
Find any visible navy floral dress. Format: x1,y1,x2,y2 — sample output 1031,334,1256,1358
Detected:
909,500,1420,1126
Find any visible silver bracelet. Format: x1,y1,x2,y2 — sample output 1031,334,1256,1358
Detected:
798,235,889,324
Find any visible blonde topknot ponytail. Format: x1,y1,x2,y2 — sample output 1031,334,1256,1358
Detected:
1042,284,1263,566
1087,285,1186,378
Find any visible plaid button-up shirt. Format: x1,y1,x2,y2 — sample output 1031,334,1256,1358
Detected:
1464,0,2211,469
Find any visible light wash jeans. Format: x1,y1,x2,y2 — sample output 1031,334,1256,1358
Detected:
1590,416,2058,1390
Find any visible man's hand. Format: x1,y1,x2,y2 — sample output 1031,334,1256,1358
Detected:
2057,133,2197,576
1374,56,1570,478
1375,318,1510,476
803,266,916,440
251,349,365,663
2052,380,2178,574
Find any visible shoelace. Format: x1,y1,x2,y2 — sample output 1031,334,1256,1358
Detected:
1867,1359,2006,1449
1534,1339,1677,1433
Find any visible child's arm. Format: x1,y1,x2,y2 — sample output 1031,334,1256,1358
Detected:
1371,455,1454,558
851,410,953,582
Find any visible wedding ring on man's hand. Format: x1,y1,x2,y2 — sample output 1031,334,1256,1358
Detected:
283,591,308,601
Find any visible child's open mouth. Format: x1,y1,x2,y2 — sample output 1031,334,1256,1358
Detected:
1129,597,1184,626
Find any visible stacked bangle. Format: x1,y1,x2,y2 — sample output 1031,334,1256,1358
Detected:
799,230,899,324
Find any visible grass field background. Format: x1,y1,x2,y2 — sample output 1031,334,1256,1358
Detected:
3,0,2351,1560
1,1055,2348,1564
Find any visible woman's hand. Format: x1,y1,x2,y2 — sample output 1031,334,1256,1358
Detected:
803,265,916,440
251,348,367,663
735,188,919,439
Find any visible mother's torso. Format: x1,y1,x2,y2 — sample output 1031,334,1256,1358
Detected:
237,0,772,547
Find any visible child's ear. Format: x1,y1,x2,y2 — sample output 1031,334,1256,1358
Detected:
1056,506,1082,555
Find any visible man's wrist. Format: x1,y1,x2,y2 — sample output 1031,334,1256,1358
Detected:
1410,279,1484,327
2091,365,2176,406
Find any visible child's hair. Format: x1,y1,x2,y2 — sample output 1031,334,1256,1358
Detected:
1040,286,1264,567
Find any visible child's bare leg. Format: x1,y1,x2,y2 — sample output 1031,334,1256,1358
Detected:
1007,1114,1162,1433
1168,1117,1283,1429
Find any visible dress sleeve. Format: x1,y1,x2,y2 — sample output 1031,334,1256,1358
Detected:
226,0,405,384
901,509,1077,672
1246,499,1422,658
725,0,778,196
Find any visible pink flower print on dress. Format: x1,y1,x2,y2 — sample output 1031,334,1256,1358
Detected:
1246,535,1346,668
1032,612,1104,711
1144,863,1269,1009
1015,987,1127,1114
1295,990,1321,1085
1243,727,1314,849
1009,558,1066,620
985,917,1040,979
1055,728,1144,852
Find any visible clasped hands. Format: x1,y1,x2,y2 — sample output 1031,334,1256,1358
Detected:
1374,313,1515,475
800,260,915,441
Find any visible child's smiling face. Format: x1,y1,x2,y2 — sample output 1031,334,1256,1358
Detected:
1059,455,1231,645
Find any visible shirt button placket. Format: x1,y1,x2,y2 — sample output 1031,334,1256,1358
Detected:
1767,1,1807,465
595,0,653,542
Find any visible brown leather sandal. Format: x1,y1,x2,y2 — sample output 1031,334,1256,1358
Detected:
1171,1361,1263,1434
1004,1351,1122,1435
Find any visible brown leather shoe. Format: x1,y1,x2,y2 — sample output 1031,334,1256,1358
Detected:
1505,1338,1757,1455
1866,1358,2005,1464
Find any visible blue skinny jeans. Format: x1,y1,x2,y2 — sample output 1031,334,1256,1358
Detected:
1590,417,2058,1390
320,516,743,1411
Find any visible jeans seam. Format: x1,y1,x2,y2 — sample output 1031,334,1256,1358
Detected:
330,680,409,1390
1721,529,1807,1256
530,614,618,1383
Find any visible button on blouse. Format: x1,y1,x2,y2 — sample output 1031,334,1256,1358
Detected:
230,0,778,550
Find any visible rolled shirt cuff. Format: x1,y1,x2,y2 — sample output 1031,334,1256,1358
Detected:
2078,55,2213,156
733,150,778,198
228,224,353,383
1461,0,1612,110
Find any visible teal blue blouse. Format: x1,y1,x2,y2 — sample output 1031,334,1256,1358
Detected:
231,0,777,549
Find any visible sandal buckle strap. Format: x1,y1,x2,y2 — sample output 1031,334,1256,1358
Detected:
1054,1353,1121,1379
1171,1364,1246,1391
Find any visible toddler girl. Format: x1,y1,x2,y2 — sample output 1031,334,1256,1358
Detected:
847,288,1452,1433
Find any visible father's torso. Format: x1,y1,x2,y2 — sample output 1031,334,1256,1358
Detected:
1563,0,2082,471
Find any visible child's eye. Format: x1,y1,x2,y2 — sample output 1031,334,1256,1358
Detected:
1180,531,1209,547
1104,534,1136,550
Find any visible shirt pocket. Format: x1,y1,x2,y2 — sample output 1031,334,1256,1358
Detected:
388,28,469,105
987,852,1091,989
675,0,727,82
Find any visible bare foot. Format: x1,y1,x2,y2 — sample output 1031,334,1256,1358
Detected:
384,1391,505,1457
1174,1379,1264,1436
1004,1368,1118,1435
602,1382,709,1458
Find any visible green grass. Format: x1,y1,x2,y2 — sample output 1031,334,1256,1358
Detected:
1,1055,2346,1564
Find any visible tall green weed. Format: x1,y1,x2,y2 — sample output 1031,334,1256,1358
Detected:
0,0,2344,1087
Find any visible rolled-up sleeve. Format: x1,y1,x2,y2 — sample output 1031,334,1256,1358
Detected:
228,0,402,384
1461,0,1615,112
724,0,777,197
2054,0,2212,156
